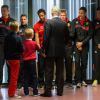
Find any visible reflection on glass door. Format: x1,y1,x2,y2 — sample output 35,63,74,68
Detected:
3,0,28,22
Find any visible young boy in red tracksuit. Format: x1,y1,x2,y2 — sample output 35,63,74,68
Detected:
4,21,24,98
22,28,41,96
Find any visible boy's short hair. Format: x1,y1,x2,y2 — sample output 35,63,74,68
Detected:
1,5,9,10
60,9,67,14
20,14,27,19
79,7,87,13
37,9,46,15
9,21,19,31
24,28,34,39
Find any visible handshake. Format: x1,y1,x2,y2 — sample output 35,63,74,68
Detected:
76,42,83,51
39,49,46,58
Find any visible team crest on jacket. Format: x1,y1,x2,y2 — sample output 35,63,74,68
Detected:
86,22,89,25
67,23,70,27
97,22,99,25
84,22,89,27
76,21,78,24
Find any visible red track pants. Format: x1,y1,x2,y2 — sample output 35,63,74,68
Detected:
7,60,20,97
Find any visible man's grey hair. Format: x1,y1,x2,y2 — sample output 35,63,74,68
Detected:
51,6,60,15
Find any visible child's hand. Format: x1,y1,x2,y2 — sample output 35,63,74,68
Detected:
41,53,46,58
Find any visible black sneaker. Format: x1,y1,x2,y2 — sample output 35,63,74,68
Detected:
40,93,52,97
33,89,40,96
38,84,44,89
33,93,40,97
57,93,63,96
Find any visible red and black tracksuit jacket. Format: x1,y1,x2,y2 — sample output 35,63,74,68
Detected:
0,16,15,43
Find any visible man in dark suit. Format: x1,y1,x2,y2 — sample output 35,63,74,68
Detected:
41,6,69,97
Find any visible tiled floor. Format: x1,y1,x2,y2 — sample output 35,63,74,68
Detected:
0,85,100,100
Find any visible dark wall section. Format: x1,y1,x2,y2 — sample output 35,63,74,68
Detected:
98,0,100,7
28,0,33,27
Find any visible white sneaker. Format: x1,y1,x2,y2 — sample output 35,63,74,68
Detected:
14,95,22,99
17,89,22,96
33,94,40,97
82,81,87,87
29,91,33,96
76,83,81,88
9,95,22,99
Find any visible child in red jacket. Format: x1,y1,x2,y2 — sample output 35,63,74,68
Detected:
22,28,40,96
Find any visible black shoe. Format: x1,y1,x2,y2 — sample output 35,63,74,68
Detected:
38,84,44,88
72,80,76,85
64,81,67,85
40,93,52,97
24,89,29,95
57,93,63,96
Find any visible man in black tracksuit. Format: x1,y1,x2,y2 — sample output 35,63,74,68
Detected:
0,5,15,86
70,7,93,88
17,14,30,90
92,7,100,86
60,9,73,85
19,14,30,40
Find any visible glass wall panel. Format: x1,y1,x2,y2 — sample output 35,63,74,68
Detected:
0,0,3,16
3,0,28,22
32,0,60,25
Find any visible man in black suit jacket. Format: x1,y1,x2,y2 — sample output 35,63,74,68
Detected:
41,6,69,97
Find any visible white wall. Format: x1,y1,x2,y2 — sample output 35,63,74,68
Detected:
0,0,3,17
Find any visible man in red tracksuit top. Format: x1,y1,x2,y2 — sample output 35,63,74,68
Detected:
34,9,46,88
